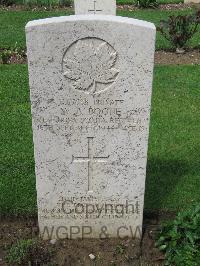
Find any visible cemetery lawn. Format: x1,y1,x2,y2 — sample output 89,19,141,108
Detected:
0,64,199,216
0,8,199,50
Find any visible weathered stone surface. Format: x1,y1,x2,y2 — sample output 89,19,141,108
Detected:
74,0,116,15
26,15,156,239
184,0,200,3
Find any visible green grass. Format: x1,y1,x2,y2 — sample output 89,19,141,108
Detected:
0,8,199,50
145,65,200,210
0,10,72,49
0,64,36,215
0,64,199,215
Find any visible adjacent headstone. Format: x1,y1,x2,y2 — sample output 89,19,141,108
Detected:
184,0,200,3
74,0,116,15
26,15,156,240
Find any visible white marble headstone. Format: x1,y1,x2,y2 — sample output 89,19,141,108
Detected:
184,0,200,3
26,15,155,240
74,0,116,15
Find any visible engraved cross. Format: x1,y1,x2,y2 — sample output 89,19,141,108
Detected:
88,0,102,14
72,137,109,192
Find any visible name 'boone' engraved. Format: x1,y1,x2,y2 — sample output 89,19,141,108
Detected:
26,15,156,239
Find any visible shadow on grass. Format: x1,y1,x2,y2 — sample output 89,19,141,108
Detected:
145,158,190,210
0,160,36,215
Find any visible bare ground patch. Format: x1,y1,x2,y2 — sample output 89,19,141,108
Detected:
1,49,200,65
0,211,175,265
0,3,198,11
155,49,200,65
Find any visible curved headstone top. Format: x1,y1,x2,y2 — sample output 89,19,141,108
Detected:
26,14,156,240
26,14,155,30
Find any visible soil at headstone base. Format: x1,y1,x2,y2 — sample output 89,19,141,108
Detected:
0,212,175,265
155,49,200,65
1,50,200,65
0,3,199,11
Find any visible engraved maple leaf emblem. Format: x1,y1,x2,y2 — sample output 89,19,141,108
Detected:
62,38,119,94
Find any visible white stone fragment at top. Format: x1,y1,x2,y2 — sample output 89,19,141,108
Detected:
74,0,116,15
